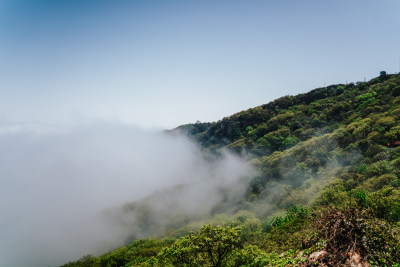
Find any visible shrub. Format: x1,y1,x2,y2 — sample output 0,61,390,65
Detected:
309,206,400,266
265,205,310,231
367,186,400,222
392,85,400,96
158,224,242,267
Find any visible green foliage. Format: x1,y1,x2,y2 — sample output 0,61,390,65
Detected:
60,239,174,267
232,211,262,243
367,186,400,222
392,85,400,96
282,136,300,149
354,189,368,208
316,179,347,206
246,126,254,135
357,163,368,173
63,73,400,266
158,224,242,267
365,160,393,177
268,205,309,230
357,92,377,108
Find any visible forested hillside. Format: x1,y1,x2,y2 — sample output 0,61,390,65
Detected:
62,72,400,266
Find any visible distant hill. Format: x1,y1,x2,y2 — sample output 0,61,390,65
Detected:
62,72,400,266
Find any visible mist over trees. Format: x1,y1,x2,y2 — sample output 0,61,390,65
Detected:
0,123,254,267
59,73,400,266
3,73,400,266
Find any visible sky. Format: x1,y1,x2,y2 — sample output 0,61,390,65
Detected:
1,0,400,128
1,2,400,266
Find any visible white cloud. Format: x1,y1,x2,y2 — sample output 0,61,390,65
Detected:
0,122,253,267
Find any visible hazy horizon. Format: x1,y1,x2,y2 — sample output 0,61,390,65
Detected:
1,0,400,128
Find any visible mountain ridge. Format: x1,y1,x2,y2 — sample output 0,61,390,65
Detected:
175,72,395,152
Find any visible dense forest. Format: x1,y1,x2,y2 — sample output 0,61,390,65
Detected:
62,72,400,266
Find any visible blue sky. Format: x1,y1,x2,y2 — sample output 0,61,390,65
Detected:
1,0,400,128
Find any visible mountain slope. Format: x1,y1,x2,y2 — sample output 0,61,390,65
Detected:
62,72,400,266
178,72,397,153
173,72,400,213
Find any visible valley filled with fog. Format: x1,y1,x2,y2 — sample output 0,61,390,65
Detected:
0,122,254,267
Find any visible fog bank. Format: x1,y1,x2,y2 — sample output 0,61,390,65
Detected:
0,122,253,267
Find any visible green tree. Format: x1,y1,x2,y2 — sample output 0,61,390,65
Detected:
158,224,242,267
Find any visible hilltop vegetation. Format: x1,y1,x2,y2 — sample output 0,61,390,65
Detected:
62,72,400,266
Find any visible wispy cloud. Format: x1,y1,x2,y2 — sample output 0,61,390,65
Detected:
0,122,253,267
